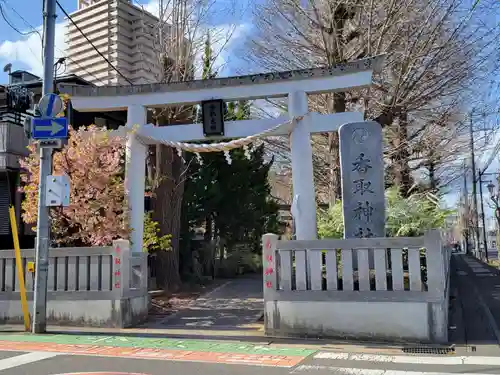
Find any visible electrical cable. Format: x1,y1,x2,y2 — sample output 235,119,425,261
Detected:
56,0,134,85
0,0,42,40
58,51,107,86
1,1,105,86
0,2,38,37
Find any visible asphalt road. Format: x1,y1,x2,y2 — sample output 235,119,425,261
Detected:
2,348,500,375
0,350,289,375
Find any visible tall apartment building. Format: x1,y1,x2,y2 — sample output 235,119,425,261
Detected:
66,0,162,85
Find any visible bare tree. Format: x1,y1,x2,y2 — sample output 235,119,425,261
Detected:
135,0,241,291
244,0,500,199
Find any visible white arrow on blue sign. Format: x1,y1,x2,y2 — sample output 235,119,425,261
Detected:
32,117,68,139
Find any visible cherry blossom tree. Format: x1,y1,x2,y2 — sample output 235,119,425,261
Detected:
19,125,129,247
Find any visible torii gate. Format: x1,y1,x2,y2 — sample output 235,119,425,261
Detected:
60,56,383,254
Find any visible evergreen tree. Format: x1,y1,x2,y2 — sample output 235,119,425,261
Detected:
181,34,279,277
202,32,217,80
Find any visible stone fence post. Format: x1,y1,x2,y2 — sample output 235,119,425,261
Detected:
424,230,445,297
262,234,279,298
112,239,130,298
424,230,448,343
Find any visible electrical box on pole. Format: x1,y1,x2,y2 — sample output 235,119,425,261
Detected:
46,175,70,207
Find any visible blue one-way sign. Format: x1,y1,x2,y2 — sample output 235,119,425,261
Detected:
32,117,68,139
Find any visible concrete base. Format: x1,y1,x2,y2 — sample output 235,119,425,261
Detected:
0,296,150,328
265,300,447,343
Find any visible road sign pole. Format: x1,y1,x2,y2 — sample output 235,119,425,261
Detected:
32,0,57,334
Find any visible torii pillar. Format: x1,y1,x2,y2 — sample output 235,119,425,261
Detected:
125,104,147,253
288,91,317,240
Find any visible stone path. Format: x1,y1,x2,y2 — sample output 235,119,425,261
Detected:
145,277,263,330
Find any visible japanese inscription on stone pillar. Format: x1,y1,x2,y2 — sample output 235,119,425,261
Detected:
339,121,385,238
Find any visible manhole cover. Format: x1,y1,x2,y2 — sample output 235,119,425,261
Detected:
402,346,455,355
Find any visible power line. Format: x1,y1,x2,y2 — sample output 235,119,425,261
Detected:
2,0,109,86
55,0,134,85
0,0,42,40
55,47,108,86
0,2,37,37
0,1,42,63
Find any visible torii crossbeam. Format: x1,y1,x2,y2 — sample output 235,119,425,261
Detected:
60,55,384,253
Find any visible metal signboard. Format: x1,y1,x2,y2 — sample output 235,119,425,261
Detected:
38,93,63,118
32,117,68,139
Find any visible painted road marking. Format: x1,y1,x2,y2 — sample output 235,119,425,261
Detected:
313,352,500,365
50,373,151,375
471,268,491,273
0,351,58,371
0,334,313,357
0,341,303,367
292,365,495,375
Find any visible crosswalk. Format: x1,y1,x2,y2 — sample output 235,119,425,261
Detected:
297,351,500,375
294,366,500,375
462,256,496,277
0,351,58,371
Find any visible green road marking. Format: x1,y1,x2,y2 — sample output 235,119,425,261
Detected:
0,333,316,357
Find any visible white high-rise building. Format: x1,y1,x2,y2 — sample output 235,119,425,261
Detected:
67,0,162,85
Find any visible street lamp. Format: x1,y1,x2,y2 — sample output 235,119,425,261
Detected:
486,180,500,262
488,182,496,196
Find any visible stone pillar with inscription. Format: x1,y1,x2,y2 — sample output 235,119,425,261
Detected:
339,121,385,241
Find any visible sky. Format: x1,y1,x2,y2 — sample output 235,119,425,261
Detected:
1,0,498,214
0,0,254,83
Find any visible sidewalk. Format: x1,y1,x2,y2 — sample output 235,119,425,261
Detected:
448,253,500,352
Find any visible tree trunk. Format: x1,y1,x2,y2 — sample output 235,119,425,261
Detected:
327,92,346,205
152,144,185,292
428,160,438,191
391,113,412,197
204,216,212,241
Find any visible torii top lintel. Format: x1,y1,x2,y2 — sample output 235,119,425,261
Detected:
59,55,384,112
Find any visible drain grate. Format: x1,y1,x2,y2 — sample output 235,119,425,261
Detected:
402,346,455,355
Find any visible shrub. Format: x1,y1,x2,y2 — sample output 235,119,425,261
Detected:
318,187,454,239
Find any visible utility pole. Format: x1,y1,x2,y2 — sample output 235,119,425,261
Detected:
463,163,470,254
478,170,489,262
32,0,57,333
469,111,481,259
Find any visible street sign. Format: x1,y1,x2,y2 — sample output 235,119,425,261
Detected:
38,93,63,118
38,139,62,148
32,117,68,139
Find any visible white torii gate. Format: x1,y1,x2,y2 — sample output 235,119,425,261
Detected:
60,56,383,254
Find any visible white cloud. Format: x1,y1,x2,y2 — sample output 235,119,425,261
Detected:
0,0,248,81
0,22,67,77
